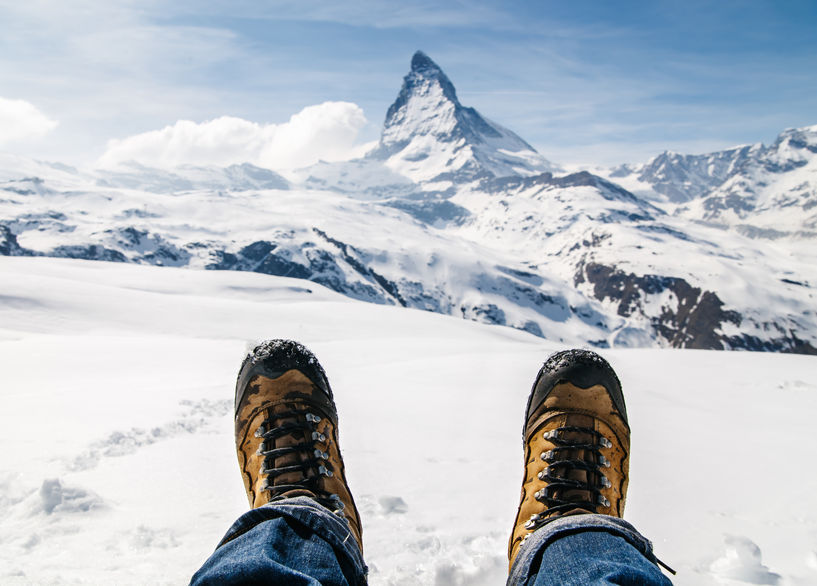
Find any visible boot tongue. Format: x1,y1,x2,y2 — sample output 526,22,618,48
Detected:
277,488,318,500
551,413,597,513
271,406,317,488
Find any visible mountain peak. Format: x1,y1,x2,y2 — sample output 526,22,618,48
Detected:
383,51,460,127
372,51,557,183
410,51,442,76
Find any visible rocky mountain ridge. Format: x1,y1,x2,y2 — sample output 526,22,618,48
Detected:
1,52,814,354
606,125,817,238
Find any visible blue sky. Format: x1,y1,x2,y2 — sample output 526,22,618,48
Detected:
1,0,815,167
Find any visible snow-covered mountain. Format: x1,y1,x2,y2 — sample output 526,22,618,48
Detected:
369,51,559,185
605,125,817,237
608,144,761,203
1,52,815,355
677,125,817,237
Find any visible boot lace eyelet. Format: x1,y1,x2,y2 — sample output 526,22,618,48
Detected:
528,425,615,524
255,407,337,500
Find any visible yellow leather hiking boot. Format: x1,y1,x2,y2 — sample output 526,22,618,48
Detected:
508,349,630,568
234,339,362,551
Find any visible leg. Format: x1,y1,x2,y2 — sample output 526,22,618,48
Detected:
191,340,367,585
191,497,365,585
510,515,671,585
507,350,673,585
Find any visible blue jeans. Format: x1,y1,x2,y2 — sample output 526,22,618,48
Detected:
191,497,672,585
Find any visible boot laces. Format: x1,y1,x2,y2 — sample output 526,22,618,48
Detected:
524,425,612,534
256,406,345,515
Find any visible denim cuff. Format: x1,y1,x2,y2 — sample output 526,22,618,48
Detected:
217,496,367,584
508,514,659,585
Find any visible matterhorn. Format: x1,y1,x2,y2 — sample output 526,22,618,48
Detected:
369,51,559,184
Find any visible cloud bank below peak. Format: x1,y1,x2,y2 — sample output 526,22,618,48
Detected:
0,97,59,147
96,101,369,171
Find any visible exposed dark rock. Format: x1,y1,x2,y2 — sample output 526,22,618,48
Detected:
0,225,34,256
735,225,788,239
702,193,756,215
580,261,816,355
781,278,808,287
385,198,470,225
721,331,817,354
102,227,191,266
207,250,238,270
117,208,161,220
1,177,50,196
51,244,127,262
582,261,743,350
5,211,74,234
313,228,407,307
479,171,649,206
462,303,506,325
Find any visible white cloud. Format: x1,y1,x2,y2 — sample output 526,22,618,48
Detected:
97,102,368,170
0,97,58,146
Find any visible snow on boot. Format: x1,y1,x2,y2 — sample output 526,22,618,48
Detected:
508,349,630,567
234,339,363,551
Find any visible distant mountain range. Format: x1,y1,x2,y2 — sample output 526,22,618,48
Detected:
2,51,815,354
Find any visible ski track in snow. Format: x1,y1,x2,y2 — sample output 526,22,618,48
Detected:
0,257,816,585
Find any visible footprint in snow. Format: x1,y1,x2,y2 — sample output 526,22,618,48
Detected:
68,398,231,471
709,535,781,585
37,478,106,516
378,495,409,515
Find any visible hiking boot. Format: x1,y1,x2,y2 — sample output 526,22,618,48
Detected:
508,349,630,567
234,339,363,551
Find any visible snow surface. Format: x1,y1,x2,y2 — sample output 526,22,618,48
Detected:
1,256,815,585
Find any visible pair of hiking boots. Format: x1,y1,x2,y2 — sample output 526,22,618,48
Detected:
234,339,630,569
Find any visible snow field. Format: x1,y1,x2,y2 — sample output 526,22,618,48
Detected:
1,256,816,585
